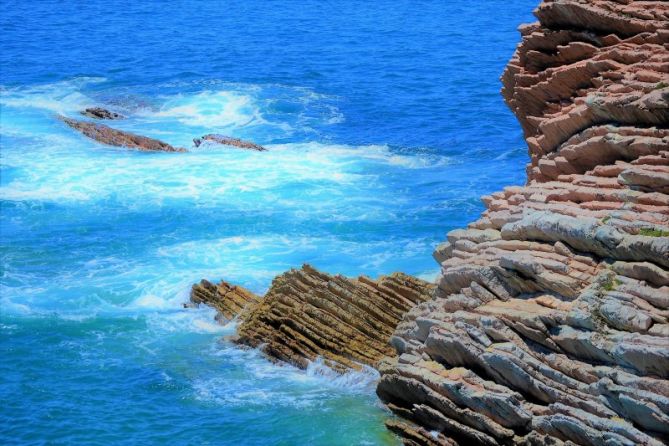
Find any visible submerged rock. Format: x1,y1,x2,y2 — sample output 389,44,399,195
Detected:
193,134,267,151
60,116,186,152
192,264,434,372
80,107,124,120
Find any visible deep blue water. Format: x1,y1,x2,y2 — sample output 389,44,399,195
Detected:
1,1,536,444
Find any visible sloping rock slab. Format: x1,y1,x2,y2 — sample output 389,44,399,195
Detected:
60,116,186,152
193,134,267,151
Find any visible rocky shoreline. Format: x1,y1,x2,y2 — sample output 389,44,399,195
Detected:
190,1,668,444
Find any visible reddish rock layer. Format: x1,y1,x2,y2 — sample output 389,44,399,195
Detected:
377,2,669,445
60,116,186,152
193,134,267,151
501,0,669,182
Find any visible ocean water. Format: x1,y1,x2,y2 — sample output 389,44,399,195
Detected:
0,1,536,444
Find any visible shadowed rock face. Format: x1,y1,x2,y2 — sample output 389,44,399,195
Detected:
193,134,267,151
60,116,186,152
192,264,434,372
377,1,669,445
80,107,124,120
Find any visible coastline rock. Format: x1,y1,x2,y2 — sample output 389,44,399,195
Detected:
80,107,124,120
377,1,669,444
60,116,186,152
190,279,261,323
195,264,434,372
193,134,267,151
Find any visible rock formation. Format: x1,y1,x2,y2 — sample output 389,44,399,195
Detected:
190,279,262,323
376,1,669,445
80,107,124,120
193,134,267,151
60,116,186,152
191,264,434,372
188,1,667,444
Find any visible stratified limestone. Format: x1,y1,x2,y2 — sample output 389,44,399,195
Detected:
60,116,186,152
196,264,434,372
378,2,669,445
193,134,267,151
190,279,262,323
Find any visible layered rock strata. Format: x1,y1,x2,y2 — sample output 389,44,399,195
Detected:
377,1,669,445
60,116,186,152
193,134,267,151
192,264,434,372
190,279,262,323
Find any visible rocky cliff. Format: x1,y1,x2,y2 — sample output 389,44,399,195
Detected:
377,1,669,445
189,1,668,444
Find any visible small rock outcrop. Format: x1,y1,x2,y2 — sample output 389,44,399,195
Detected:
377,1,669,445
193,134,267,151
190,279,262,323
80,107,124,120
60,116,186,152
192,264,434,372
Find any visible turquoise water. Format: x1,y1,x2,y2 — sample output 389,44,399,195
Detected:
1,1,535,444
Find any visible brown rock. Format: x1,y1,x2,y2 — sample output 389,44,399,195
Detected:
190,279,262,323
60,116,186,152
193,134,267,151
193,264,434,372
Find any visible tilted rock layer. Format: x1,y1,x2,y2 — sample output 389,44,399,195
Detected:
192,265,434,372
60,116,186,152
377,1,669,445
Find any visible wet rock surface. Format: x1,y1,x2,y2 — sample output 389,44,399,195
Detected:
60,116,186,152
378,1,669,444
80,107,124,120
193,134,267,151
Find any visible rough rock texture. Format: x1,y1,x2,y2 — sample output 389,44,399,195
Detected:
190,279,262,323
196,264,434,372
80,107,124,120
193,134,267,151
378,2,669,445
60,116,186,152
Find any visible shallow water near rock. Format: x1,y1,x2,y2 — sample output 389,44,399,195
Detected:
1,1,534,444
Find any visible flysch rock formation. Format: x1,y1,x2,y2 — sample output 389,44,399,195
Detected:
193,134,267,151
60,116,186,152
190,264,435,372
377,1,669,445
80,107,124,120
190,278,262,323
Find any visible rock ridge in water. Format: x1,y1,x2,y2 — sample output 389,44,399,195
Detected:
59,116,187,152
193,134,267,151
80,107,124,120
191,264,435,372
377,1,669,445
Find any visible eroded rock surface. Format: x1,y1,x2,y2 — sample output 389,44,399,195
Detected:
377,1,669,445
60,116,186,152
193,134,267,151
195,264,434,372
190,279,262,323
